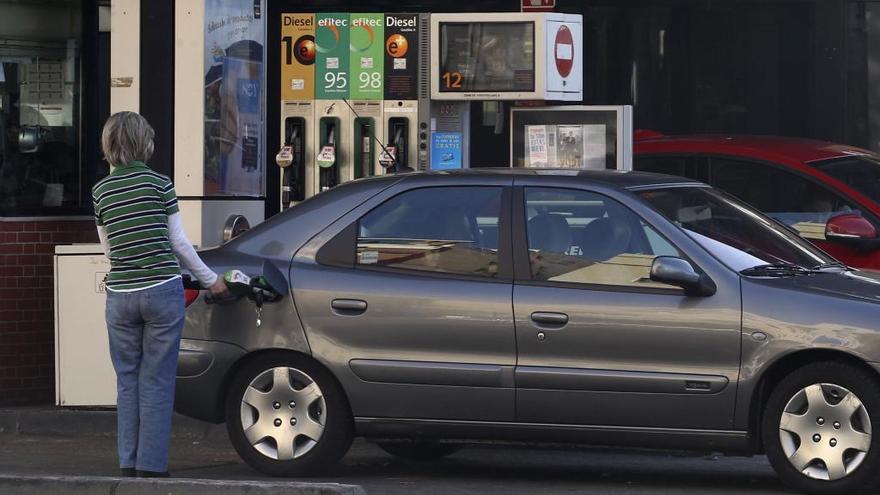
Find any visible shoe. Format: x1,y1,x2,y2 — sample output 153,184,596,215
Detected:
136,470,170,478
120,468,136,477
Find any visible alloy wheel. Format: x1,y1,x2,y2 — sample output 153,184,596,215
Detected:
239,366,327,460
778,383,872,481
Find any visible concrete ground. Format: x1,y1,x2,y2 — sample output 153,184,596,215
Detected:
0,429,796,494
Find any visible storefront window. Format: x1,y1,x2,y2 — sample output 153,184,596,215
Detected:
204,0,265,197
0,1,83,216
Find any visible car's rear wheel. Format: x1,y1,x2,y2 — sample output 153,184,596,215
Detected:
377,441,463,461
225,352,353,476
762,361,880,494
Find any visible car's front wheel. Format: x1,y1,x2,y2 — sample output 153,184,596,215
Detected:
762,361,880,494
225,352,353,476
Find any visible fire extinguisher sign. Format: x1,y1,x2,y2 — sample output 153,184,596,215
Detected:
521,0,555,12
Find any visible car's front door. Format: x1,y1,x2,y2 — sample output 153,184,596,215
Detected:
292,177,516,422
511,181,742,430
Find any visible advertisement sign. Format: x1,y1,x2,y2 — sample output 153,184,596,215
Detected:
349,13,384,100
280,13,315,100
384,13,419,100
315,13,350,99
204,0,264,196
430,132,463,170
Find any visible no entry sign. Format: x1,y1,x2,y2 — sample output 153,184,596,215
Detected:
554,24,573,77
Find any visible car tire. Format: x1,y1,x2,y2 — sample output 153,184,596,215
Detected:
377,441,463,461
762,361,880,495
225,352,353,476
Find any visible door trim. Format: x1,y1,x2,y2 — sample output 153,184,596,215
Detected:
516,366,729,394
350,359,516,388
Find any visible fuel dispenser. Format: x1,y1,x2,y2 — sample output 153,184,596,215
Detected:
349,100,383,178
314,100,350,193
277,101,313,207
381,13,428,172
277,13,316,209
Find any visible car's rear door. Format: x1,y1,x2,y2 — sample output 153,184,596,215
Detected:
291,175,516,422
511,177,742,430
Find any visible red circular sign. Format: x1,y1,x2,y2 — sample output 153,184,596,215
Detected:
554,25,574,78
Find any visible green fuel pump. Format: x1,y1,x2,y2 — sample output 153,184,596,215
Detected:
317,117,339,192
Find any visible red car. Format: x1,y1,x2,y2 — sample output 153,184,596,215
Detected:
634,132,880,270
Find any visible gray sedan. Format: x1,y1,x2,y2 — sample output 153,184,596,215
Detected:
176,169,880,495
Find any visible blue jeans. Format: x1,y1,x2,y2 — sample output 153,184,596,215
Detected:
105,279,184,472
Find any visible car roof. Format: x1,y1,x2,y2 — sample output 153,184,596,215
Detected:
358,168,701,189
634,134,872,164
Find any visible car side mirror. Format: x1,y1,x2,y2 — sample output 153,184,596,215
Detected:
650,256,716,297
825,213,879,248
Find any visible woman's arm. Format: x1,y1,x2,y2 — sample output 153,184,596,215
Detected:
167,212,219,288
96,225,111,259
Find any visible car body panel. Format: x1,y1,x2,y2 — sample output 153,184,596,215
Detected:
291,174,518,422
509,176,743,429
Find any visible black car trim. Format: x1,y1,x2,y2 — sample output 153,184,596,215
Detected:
515,366,729,394
350,359,515,388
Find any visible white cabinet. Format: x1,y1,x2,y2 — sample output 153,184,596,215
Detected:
54,244,116,406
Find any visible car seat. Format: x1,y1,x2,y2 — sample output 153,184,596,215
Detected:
577,217,633,262
527,213,571,253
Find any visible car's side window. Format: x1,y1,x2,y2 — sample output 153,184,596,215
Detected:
357,186,502,278
524,187,681,289
708,157,864,240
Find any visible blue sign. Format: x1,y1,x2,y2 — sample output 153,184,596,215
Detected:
430,132,463,170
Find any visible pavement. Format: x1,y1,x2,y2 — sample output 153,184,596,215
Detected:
0,407,797,494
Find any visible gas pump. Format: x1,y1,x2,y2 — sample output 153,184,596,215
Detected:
348,100,383,178
381,13,428,172
314,101,350,192
277,101,313,208
277,13,316,209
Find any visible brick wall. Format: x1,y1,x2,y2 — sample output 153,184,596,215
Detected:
0,220,98,406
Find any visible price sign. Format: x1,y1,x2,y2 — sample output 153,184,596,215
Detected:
280,13,315,100
316,13,350,99
349,13,384,100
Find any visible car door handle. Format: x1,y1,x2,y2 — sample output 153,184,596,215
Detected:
530,312,569,326
331,299,368,314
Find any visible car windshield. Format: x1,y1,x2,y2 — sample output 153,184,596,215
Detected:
638,186,835,272
811,154,880,204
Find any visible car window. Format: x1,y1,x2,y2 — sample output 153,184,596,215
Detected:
524,187,681,289
811,155,880,205
708,157,863,240
357,186,502,278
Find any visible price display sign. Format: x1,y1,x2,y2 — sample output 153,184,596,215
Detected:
316,13,350,99
349,13,384,100
437,22,535,94
280,13,315,100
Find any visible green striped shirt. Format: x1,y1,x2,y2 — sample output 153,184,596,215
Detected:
92,161,181,291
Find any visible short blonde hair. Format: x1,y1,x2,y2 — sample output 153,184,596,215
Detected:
101,111,155,167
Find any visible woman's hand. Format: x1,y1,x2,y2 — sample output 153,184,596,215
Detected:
209,278,230,299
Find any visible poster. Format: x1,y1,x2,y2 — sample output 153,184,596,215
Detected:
524,124,606,169
315,13,350,99
430,132,462,170
204,0,264,196
349,13,384,100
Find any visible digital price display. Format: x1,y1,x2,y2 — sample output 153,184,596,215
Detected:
437,22,535,93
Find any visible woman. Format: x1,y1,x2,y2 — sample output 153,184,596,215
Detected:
93,111,229,477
